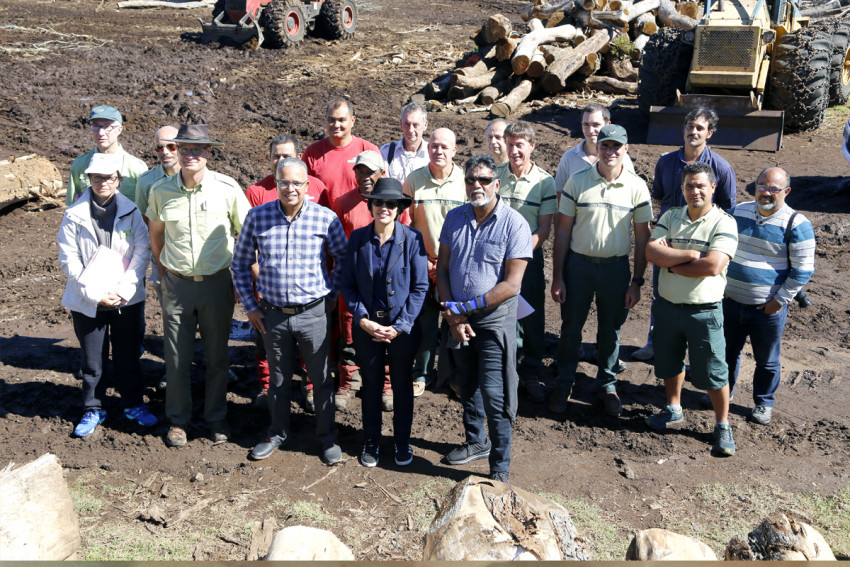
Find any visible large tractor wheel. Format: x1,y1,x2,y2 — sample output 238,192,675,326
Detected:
827,20,850,106
319,0,357,40
262,0,308,48
766,27,831,133
637,28,694,117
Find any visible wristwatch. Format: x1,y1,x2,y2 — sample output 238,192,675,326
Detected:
631,277,645,287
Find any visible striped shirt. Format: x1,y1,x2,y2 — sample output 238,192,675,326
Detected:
725,202,815,306
232,199,348,313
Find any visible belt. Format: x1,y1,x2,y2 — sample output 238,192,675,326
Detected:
167,268,228,282
667,300,720,310
372,310,391,319
264,296,325,315
573,252,628,264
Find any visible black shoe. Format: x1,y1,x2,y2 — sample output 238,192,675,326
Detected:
360,440,379,467
599,391,622,417
250,435,286,460
445,440,492,465
490,470,510,484
322,442,342,465
394,443,413,466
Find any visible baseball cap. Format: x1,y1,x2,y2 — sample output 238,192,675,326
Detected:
843,119,850,165
84,152,122,175
354,150,384,172
89,105,123,124
597,124,628,145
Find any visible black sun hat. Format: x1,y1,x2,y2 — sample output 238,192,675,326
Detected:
363,178,413,209
166,124,225,147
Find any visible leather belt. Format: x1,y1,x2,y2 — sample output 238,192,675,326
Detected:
372,310,391,319
264,296,324,315
167,268,228,282
573,252,628,264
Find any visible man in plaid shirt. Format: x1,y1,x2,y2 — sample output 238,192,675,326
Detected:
232,157,348,465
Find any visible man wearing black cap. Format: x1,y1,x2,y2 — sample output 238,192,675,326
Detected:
146,124,251,447
66,105,147,206
550,124,652,417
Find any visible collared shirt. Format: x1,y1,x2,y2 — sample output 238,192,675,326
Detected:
380,138,429,183
146,170,250,276
403,163,467,258
232,199,348,313
554,141,635,193
652,205,738,304
725,202,815,306
652,146,737,215
135,164,169,219
559,162,652,258
66,145,148,205
302,136,380,205
370,231,395,310
332,187,410,238
496,162,557,234
439,196,533,302
244,174,329,209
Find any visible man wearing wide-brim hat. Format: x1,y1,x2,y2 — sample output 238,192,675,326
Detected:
146,124,251,448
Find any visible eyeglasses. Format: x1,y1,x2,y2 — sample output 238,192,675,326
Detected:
755,184,787,194
90,174,119,184
156,143,178,152
90,123,120,133
178,147,209,156
372,199,399,209
464,176,495,186
276,180,307,189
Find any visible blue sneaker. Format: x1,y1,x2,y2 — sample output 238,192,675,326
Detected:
124,404,158,427
645,405,684,431
713,423,736,456
74,409,106,437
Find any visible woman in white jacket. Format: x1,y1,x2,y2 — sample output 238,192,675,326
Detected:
58,153,157,437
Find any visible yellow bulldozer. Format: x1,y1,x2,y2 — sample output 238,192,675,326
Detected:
638,0,849,151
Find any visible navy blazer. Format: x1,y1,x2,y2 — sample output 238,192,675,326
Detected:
339,221,428,335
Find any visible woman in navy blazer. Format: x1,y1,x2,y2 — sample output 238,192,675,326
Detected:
339,178,428,467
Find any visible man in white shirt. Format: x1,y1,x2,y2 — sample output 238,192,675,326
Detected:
380,102,430,183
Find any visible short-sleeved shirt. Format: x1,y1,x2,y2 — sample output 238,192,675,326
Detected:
403,163,467,259
244,174,330,209
652,205,738,304
439,197,533,302
559,163,652,258
496,163,557,234
554,141,635,193
302,136,380,205
651,146,736,215
146,170,251,276
380,138,429,183
331,187,410,238
135,164,169,220
66,145,148,205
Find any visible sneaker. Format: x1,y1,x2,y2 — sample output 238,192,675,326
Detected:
631,344,654,361
360,441,379,467
250,435,286,460
548,384,572,414
124,404,158,427
253,389,269,410
445,439,492,465
74,409,106,437
321,442,342,465
750,405,772,425
394,443,413,466
645,405,684,430
600,391,622,417
521,377,546,403
334,388,351,409
209,420,230,443
412,381,426,398
614,359,627,374
713,423,736,456
165,425,187,447
304,389,315,413
381,391,394,412
490,470,510,484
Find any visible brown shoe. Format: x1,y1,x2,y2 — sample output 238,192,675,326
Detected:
600,391,622,417
381,391,394,412
165,426,187,447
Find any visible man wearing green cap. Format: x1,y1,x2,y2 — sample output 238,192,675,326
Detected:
66,105,147,206
550,124,652,417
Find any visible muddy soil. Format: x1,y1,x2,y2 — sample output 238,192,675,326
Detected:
1,0,849,560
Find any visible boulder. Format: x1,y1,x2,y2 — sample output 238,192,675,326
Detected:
0,154,63,211
423,475,591,560
725,512,836,561
626,528,717,560
264,526,353,560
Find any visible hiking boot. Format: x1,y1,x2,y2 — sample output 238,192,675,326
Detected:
394,443,413,466
548,384,572,414
334,388,351,409
321,442,342,465
165,425,187,447
645,405,684,430
304,389,315,413
631,343,654,361
445,439,492,465
250,435,286,460
750,405,773,425
521,377,546,403
600,390,622,417
209,420,230,443
490,470,510,484
360,440,379,467
713,423,736,456
381,391,394,412
74,409,106,437
124,404,158,427
412,381,426,398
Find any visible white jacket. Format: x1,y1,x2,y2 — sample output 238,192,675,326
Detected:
58,189,150,317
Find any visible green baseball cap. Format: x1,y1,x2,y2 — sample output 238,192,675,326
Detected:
597,124,628,145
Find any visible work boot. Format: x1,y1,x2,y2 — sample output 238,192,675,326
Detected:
521,376,546,403
548,385,572,414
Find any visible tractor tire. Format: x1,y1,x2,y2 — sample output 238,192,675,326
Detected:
766,27,831,133
637,28,693,117
319,0,357,40
261,0,308,48
827,20,850,106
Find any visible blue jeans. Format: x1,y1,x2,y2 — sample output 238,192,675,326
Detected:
723,298,787,407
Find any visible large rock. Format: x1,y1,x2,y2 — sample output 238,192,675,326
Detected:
626,528,717,560
725,512,836,561
264,526,353,560
0,154,63,211
423,475,591,560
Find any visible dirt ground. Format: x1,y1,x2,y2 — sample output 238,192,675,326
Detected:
1,0,849,560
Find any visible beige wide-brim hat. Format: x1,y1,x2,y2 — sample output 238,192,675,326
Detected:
166,124,225,147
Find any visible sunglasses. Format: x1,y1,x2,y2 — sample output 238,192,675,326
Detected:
464,176,495,186
372,199,399,209
90,174,119,184
156,143,178,152
178,147,209,156
755,184,787,194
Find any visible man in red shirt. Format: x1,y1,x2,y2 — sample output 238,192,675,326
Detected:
302,98,380,205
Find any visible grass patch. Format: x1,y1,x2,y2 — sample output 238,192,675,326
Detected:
402,478,454,534
70,474,103,519
795,487,850,558
540,492,630,560
279,499,336,527
825,103,850,123
83,524,198,560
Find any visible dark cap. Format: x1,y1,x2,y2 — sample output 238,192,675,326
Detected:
89,105,122,124
165,124,225,147
597,124,628,145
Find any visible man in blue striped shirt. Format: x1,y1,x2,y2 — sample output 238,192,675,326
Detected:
232,157,348,464
724,167,815,425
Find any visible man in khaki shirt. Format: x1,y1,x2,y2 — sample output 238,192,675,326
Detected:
147,124,251,448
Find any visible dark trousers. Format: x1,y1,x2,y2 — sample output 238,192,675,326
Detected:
72,302,145,411
412,287,441,384
724,297,787,407
353,317,420,446
517,247,545,379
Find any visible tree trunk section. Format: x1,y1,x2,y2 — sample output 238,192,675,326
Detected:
491,80,535,117
541,29,610,93
512,21,580,74
484,14,512,43
496,35,521,60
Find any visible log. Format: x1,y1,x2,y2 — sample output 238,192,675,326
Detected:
512,21,580,75
582,75,638,94
541,28,610,93
521,0,573,22
484,14,512,43
677,1,701,19
0,454,80,560
632,33,650,55
593,0,658,25
635,12,658,34
491,79,536,117
527,48,549,77
453,66,510,90
541,44,572,63
545,10,566,26
0,154,63,211
448,84,479,100
658,0,697,29
426,74,451,98
453,44,497,79
495,35,521,60
478,79,512,105
574,52,601,77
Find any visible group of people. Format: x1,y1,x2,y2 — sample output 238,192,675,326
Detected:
57,97,816,481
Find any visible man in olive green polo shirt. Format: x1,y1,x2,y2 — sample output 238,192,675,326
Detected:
66,105,148,205
551,124,652,417
147,124,251,448
497,120,556,403
403,127,467,396
644,161,738,456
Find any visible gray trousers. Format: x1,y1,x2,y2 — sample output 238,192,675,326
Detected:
262,299,337,445
162,269,234,426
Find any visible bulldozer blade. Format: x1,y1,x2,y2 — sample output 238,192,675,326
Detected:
647,105,784,152
199,14,263,48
